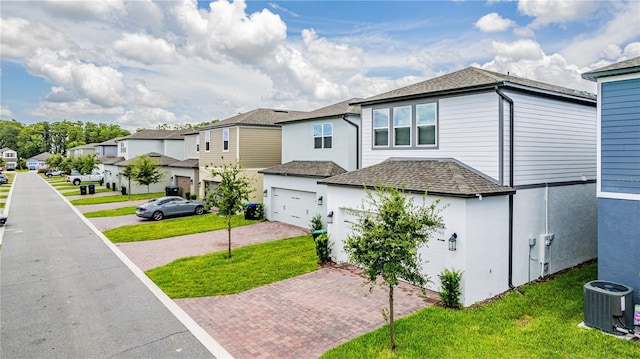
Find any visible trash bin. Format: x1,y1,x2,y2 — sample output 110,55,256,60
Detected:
244,203,258,220
312,229,327,240
88,184,95,194
166,185,179,196
112,182,117,191
79,184,87,195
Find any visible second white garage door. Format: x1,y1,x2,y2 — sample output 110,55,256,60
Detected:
271,188,317,228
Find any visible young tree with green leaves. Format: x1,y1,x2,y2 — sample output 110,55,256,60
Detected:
345,183,444,352
206,160,254,258
129,155,164,193
120,162,135,199
70,153,99,174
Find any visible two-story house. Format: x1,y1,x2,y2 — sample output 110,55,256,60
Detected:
260,99,362,228
0,148,18,170
319,67,598,306
67,143,98,157
100,129,189,195
582,57,640,303
195,108,306,203
95,138,120,157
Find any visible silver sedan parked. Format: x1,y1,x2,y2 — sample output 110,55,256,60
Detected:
136,196,207,221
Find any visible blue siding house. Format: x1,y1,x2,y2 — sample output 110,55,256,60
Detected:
583,56,640,303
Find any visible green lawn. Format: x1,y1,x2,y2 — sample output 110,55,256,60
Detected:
103,213,257,242
70,192,163,205
83,206,137,218
321,263,640,358
0,203,4,208
0,195,7,199
147,235,318,298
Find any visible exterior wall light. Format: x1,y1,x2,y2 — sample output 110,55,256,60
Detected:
263,189,268,197
317,196,323,206
448,233,458,251
190,178,194,184
327,211,334,224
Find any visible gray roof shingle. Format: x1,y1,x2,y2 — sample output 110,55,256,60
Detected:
318,158,514,197
276,98,363,124
99,156,125,165
116,152,179,167
260,161,346,178
355,67,595,105
168,158,200,168
118,130,185,141
582,56,640,81
198,108,308,130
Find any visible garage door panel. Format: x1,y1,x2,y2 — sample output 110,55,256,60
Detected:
272,188,316,228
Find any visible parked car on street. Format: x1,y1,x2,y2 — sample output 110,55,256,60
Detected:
45,169,66,177
136,196,207,221
66,171,103,185
0,174,8,184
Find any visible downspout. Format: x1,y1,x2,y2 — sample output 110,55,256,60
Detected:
496,86,516,290
342,114,360,169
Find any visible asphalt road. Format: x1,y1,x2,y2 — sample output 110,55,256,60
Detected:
0,172,215,358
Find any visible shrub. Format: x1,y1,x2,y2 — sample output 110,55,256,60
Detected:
314,233,332,264
439,268,463,309
185,191,191,199
255,203,264,220
309,213,324,232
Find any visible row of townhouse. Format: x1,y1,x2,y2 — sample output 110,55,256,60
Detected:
87,60,637,306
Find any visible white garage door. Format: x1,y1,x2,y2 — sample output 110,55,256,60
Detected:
271,188,316,228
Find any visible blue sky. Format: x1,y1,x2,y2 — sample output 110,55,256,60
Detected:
1,0,638,131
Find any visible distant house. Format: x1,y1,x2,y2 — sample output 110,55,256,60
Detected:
194,108,306,203
67,143,98,157
582,56,640,302
0,147,18,170
320,67,597,306
26,152,52,170
115,152,180,195
260,99,361,228
95,138,120,157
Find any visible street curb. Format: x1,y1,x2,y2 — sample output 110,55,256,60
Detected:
0,173,16,247
46,177,233,359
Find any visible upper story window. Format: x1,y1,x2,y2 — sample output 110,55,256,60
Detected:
222,128,229,151
119,141,127,153
4,152,15,158
373,102,437,148
205,131,210,152
313,123,333,149
196,135,200,153
373,109,390,147
416,103,437,146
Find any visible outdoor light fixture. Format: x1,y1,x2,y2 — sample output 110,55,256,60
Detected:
317,196,323,206
116,173,120,178
170,176,174,181
327,211,334,224
448,233,458,251
263,189,268,197
190,179,194,185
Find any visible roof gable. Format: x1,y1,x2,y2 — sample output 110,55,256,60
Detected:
199,108,308,130
260,161,346,178
276,98,363,124
582,56,640,81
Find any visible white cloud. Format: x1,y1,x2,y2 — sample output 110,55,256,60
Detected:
0,17,69,59
561,1,640,66
41,0,125,20
29,98,124,119
492,39,545,61
518,0,601,28
475,13,516,33
44,87,76,103
1,106,14,119
112,33,177,65
122,0,164,34
174,0,287,62
116,107,191,130
129,80,173,108
301,29,364,72
27,49,125,107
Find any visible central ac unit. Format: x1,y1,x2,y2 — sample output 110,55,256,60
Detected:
584,280,634,335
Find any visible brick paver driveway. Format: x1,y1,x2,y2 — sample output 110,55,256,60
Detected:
176,264,438,359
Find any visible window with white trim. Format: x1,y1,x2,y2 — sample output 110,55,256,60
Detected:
373,108,389,147
205,131,210,152
222,128,229,151
313,123,332,149
119,141,127,153
196,135,200,153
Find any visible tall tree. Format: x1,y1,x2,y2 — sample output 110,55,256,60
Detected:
344,184,444,352
0,120,24,150
129,155,164,193
70,153,99,175
206,160,254,258
17,123,49,159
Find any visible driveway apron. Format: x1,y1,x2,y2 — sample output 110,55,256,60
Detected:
0,172,214,358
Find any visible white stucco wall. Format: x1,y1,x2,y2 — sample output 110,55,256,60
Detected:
326,185,510,306
164,140,185,160
512,183,597,285
263,174,327,225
